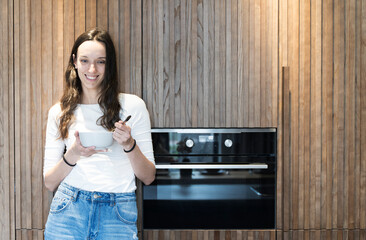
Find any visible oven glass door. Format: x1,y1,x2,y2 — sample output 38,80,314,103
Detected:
143,165,275,229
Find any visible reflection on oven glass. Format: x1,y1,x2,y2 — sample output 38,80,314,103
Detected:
144,184,272,200
145,128,277,229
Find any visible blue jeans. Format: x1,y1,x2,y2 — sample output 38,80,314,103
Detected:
44,182,138,240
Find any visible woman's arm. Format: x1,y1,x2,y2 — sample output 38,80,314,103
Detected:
44,131,105,192
44,149,77,192
113,122,156,185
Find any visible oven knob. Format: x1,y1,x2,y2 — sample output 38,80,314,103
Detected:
185,139,194,148
224,139,233,148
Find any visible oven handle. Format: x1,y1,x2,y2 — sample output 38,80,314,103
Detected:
155,164,268,169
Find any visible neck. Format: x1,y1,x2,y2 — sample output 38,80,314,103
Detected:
81,91,100,104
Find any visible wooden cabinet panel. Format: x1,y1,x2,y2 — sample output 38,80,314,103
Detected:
142,0,279,128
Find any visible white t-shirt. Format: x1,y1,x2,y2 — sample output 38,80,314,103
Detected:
43,93,155,193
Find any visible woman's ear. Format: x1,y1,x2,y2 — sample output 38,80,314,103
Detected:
73,54,77,68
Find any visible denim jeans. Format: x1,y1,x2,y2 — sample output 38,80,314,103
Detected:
44,182,138,240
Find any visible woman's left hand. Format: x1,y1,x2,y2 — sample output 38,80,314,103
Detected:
113,120,135,150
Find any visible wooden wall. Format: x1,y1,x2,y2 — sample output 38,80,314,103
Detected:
143,0,278,128
0,0,365,240
280,1,366,239
0,0,142,239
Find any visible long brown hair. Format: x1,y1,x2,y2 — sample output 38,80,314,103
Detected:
58,28,121,139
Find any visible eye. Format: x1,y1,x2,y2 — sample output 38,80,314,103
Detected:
80,59,88,63
97,60,106,64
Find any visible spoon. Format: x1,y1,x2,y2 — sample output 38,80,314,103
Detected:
122,115,131,125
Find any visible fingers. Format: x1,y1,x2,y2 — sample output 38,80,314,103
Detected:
72,131,103,156
113,120,132,147
114,120,130,131
74,131,83,145
113,121,131,137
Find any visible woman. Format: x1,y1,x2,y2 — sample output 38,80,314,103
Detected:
43,28,155,239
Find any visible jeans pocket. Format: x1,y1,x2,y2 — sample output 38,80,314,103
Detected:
114,200,137,224
49,190,73,214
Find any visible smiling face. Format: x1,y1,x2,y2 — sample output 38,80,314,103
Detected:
74,40,106,99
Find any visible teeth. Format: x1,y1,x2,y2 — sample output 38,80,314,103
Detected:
86,75,97,80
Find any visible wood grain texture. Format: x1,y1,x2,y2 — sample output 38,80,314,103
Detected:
333,0,346,229
282,66,290,232
143,230,276,240
361,0,366,230
321,0,334,230
310,0,322,230
8,0,143,238
1,0,365,239
287,0,299,230
298,0,311,230
0,0,15,239
282,230,366,240
143,0,278,128
279,0,366,234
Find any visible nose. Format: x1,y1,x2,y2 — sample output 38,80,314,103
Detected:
88,63,97,73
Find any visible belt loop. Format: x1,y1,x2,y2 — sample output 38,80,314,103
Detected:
72,188,79,202
110,193,115,206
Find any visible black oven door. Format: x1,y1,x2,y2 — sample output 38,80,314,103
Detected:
143,163,275,229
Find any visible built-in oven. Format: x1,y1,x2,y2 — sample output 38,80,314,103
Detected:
142,128,276,229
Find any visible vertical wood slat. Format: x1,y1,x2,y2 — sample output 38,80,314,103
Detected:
96,0,108,30
180,0,187,127
225,0,232,127
282,66,290,231
142,0,152,124
31,0,42,229
355,0,363,232
86,0,96,30
345,0,357,230
310,0,322,230
288,0,299,230
361,0,366,230
191,0,198,127
156,0,164,127
131,0,143,96
74,0,86,36
230,0,238,127
122,0,132,93
173,0,181,127
22,0,32,230
0,0,15,238
162,0,172,127
298,0,311,230
14,0,23,231
321,0,334,230
119,0,129,93
271,0,279,128
333,0,346,229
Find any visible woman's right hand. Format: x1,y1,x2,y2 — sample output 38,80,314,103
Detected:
66,131,107,163
45,130,106,192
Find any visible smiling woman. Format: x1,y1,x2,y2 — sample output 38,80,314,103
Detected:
73,40,106,99
42,28,156,240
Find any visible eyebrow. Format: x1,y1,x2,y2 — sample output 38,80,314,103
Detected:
79,56,106,59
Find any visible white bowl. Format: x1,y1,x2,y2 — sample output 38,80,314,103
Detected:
78,131,113,150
